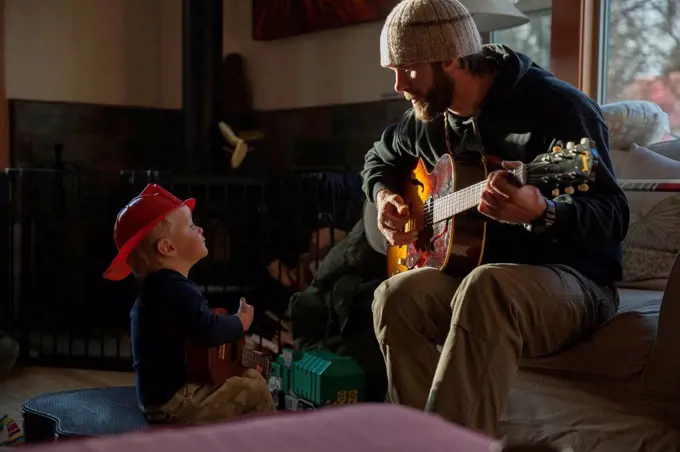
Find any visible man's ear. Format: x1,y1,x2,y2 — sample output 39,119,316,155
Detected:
156,238,175,257
441,59,456,69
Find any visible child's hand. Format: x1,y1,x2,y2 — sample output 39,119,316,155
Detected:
237,298,255,332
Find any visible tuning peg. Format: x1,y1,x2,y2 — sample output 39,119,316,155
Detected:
564,186,575,195
552,145,561,153
580,137,590,145
578,184,589,192
552,188,560,197
566,141,575,149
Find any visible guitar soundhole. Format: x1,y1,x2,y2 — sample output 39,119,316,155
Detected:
415,225,434,249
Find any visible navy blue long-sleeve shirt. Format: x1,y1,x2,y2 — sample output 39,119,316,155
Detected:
130,269,244,408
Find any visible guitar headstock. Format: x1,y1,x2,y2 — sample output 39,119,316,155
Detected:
515,138,599,196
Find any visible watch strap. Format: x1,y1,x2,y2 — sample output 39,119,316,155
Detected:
525,198,556,234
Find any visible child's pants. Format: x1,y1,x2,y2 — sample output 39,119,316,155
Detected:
144,369,277,424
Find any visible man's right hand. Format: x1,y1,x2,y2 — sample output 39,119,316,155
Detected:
376,189,416,246
237,298,255,332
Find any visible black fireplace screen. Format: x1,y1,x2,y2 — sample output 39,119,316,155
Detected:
0,168,365,370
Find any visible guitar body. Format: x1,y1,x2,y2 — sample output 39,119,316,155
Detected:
185,308,246,385
386,153,488,278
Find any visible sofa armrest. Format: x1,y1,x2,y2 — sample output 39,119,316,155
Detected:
642,250,680,397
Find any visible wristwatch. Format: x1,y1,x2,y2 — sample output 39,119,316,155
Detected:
524,198,556,234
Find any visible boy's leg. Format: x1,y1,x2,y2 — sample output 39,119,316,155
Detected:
159,369,277,424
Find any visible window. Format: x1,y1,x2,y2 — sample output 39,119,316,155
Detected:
490,0,552,70
601,0,680,136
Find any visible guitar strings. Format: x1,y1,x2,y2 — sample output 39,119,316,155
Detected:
415,160,561,225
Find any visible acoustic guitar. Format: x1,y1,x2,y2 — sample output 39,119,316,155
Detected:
364,138,599,278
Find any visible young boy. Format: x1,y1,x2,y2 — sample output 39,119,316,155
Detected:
103,184,276,424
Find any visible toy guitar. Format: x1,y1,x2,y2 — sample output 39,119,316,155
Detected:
185,308,246,385
364,138,600,278
185,308,276,385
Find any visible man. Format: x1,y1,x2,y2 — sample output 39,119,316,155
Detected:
362,0,630,438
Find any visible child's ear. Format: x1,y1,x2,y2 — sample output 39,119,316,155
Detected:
156,238,175,257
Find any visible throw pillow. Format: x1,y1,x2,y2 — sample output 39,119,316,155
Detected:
601,101,669,149
617,144,680,289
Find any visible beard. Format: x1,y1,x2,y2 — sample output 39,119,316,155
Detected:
406,66,455,122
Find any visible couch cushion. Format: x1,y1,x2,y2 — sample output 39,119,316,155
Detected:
520,288,661,379
648,138,680,161
614,144,680,289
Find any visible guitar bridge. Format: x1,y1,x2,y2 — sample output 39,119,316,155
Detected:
405,221,448,270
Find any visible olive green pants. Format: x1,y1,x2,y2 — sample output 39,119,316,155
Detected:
145,369,277,424
372,264,618,438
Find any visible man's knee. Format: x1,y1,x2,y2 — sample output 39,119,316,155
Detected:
373,269,435,321
459,264,514,299
454,264,520,329
373,268,459,329
372,274,409,322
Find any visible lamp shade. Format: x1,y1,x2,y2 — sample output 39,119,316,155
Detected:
461,0,531,32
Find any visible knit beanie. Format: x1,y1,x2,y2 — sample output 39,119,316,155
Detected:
380,0,483,67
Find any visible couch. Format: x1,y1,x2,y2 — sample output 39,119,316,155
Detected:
502,101,680,451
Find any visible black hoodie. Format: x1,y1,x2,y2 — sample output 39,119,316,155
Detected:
361,44,630,284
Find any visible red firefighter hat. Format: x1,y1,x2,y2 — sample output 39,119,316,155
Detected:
103,184,195,281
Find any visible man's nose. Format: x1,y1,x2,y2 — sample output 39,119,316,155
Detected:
394,71,410,93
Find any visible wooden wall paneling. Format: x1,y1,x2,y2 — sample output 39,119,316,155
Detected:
588,0,605,102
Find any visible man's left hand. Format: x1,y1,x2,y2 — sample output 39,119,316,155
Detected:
478,161,547,224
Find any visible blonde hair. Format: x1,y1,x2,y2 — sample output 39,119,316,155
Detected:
127,217,173,279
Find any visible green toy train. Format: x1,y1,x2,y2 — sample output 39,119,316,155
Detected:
262,347,366,411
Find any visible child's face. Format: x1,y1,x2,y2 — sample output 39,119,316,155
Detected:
165,206,208,264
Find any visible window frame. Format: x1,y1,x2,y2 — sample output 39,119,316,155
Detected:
549,0,603,99
490,0,600,95
490,0,607,100
490,4,552,70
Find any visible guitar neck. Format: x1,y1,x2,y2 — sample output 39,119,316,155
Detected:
432,181,485,223
430,178,680,224
618,179,680,193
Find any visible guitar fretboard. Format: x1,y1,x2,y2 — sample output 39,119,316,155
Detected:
429,178,680,225
432,181,486,223
242,347,272,376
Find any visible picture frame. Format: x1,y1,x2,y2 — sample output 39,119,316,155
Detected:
252,0,400,41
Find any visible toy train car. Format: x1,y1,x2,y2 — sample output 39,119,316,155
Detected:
266,348,365,411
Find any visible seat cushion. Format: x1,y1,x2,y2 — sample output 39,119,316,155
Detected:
520,289,661,379
21,386,149,443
